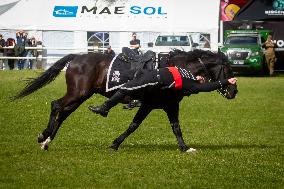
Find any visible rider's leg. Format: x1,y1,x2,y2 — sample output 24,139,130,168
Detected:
89,69,158,117
88,90,125,117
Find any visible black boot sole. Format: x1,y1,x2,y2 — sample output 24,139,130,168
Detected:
88,106,108,117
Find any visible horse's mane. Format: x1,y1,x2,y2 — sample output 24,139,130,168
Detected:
168,49,228,66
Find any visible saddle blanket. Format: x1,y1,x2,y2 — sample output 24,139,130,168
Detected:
105,55,136,92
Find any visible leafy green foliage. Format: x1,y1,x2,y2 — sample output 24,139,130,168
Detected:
0,71,283,189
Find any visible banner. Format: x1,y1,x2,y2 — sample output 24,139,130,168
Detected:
221,0,284,21
234,0,284,21
220,0,249,21
0,0,219,33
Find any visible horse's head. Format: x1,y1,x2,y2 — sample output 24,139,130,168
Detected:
168,49,238,99
197,51,238,99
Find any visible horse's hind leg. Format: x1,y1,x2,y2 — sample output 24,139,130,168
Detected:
110,104,152,150
164,103,190,152
49,102,81,140
38,91,92,150
38,98,77,150
38,100,61,143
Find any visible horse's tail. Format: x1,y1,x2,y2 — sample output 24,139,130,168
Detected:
12,54,77,100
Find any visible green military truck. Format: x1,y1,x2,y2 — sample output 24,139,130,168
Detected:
219,30,272,74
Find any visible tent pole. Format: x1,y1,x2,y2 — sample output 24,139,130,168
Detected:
220,20,224,44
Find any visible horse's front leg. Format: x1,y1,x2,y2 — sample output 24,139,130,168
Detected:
110,104,152,150
164,103,195,152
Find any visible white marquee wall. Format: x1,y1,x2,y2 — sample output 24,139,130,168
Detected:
0,0,221,69
0,0,220,49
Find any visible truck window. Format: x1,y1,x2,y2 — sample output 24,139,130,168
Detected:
225,36,258,45
155,35,190,46
261,37,266,44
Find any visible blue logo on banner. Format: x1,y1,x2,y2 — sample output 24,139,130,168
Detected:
53,6,78,17
273,0,284,10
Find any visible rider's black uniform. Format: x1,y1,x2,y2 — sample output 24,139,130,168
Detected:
119,66,229,95
88,66,230,117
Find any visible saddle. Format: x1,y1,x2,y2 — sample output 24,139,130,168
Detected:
106,48,156,92
118,47,156,70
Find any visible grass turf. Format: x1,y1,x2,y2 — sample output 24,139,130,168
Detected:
0,70,283,189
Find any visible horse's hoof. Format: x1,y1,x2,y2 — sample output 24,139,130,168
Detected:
41,143,49,150
109,144,119,151
186,148,197,153
40,137,51,151
37,133,45,143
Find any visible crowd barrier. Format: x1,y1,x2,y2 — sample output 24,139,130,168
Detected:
0,46,104,60
0,46,105,70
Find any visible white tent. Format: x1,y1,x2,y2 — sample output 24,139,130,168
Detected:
0,0,220,50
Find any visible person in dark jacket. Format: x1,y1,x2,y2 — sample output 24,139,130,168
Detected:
25,37,38,69
88,66,237,117
5,38,16,70
129,32,140,55
15,30,27,70
0,34,6,70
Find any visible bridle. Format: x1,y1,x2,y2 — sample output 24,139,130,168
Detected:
198,58,230,98
167,51,231,98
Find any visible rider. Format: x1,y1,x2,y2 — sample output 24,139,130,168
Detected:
88,66,237,117
129,32,141,55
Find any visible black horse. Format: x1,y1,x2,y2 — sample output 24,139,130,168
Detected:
13,49,238,152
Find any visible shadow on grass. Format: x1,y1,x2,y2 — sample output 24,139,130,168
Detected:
53,142,275,153
192,143,273,150
119,143,274,151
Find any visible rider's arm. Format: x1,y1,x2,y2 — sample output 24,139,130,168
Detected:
185,79,231,94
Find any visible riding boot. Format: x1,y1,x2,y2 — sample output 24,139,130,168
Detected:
88,91,125,117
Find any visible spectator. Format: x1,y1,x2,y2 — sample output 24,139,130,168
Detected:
129,32,140,55
262,34,277,76
5,38,16,70
105,46,115,58
15,30,27,70
0,34,5,70
35,40,43,69
25,37,38,69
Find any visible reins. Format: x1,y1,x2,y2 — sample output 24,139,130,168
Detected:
198,58,212,82
198,58,229,98
167,50,232,99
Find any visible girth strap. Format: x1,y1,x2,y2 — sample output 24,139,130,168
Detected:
167,67,182,90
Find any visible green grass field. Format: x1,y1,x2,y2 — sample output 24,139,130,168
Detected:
0,70,283,189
